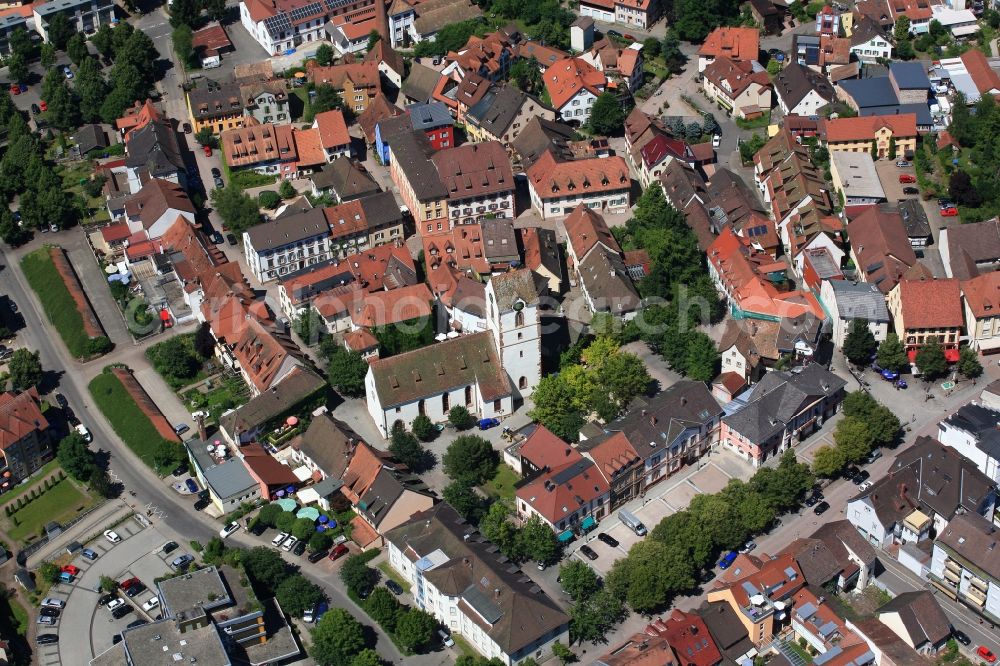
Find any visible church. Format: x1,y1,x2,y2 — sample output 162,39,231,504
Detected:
365,270,543,437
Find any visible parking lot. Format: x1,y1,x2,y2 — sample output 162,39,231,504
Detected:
36,517,188,666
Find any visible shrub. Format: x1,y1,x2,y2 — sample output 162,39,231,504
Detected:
448,405,475,430
411,415,437,442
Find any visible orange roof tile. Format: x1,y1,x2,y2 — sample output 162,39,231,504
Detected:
423,225,491,274
564,203,621,262
351,283,434,328
823,113,918,142
698,26,760,61
313,109,351,149
293,127,326,169
584,432,641,483
222,121,297,169
0,388,49,451
518,425,582,469
961,272,1000,319
526,152,630,202
543,57,607,109
897,278,963,330
961,49,1000,97
516,459,609,525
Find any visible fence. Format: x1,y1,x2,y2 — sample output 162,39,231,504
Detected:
16,499,112,565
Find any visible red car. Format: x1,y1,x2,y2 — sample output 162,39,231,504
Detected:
978,646,996,663
898,174,916,183
623,33,635,40
202,145,213,157
9,85,20,95
119,576,141,590
61,565,80,576
39,101,48,112
329,544,349,561
941,207,959,217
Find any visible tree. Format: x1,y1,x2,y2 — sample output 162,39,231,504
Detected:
877,333,908,372
448,405,475,430
8,27,32,61
340,554,378,596
47,13,75,50
916,341,949,380
315,43,334,66
75,57,110,124
172,24,197,70
67,33,89,65
242,547,289,596
894,15,911,41
279,180,296,199
842,392,899,448
509,57,543,95
394,609,437,653
350,650,383,666
58,432,96,482
308,530,333,553
8,349,42,391
558,560,600,602
38,562,60,585
389,428,429,472
291,516,317,540
411,415,437,442
605,539,694,613
739,132,767,164
682,332,719,382
958,347,983,379
517,515,560,565
949,169,982,207
843,318,877,366
276,575,325,617
99,575,119,593
364,587,401,632
195,127,217,147
367,30,381,51
834,416,874,464
89,469,116,498
326,347,368,397
479,501,520,558
152,441,186,474
92,24,115,58
148,336,201,381
443,435,498,486
41,68,80,131
7,54,28,84
40,42,57,68
529,374,585,442
552,642,577,663
812,444,847,477
309,85,346,121
258,190,281,208
194,322,216,358
170,0,202,28
442,481,488,523
0,208,30,247
205,0,227,21
888,136,897,160
589,92,625,135
311,609,367,666
767,58,781,76
212,186,262,235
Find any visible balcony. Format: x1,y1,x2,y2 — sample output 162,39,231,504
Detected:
945,558,962,574
944,567,960,583
968,575,989,592
964,584,987,606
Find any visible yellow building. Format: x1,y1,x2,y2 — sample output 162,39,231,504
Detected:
187,82,246,135
886,278,963,356
823,113,918,158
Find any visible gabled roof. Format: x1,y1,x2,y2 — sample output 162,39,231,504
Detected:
877,591,950,648
563,203,620,262
309,61,380,89
467,82,546,138
125,179,196,232
827,280,890,322
823,113,918,142
518,226,563,284
230,319,305,393
543,57,606,109
431,141,514,201
310,158,381,199
357,94,403,144
847,205,918,294
702,57,771,100
774,62,836,110
961,272,1000,320
646,609,722,666
698,26,760,61
0,389,48,451
526,152,630,201
936,511,1000,582
510,116,576,168
402,63,442,102
516,457,609,524
313,109,350,148
894,278,963,329
942,218,1000,280
125,118,184,177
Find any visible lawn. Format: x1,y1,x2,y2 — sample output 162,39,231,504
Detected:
58,160,105,225
377,562,411,593
183,373,251,423
20,248,92,359
736,110,772,130
88,370,179,471
482,464,519,501
0,461,60,509
7,479,93,543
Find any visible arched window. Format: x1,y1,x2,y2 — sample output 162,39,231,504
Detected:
515,311,524,327
465,386,473,406
519,376,528,389
442,392,450,411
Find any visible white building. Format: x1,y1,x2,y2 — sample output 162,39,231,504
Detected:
32,0,115,42
819,279,890,349
937,404,1000,483
849,21,893,63
365,331,514,437
385,503,570,665
525,153,631,219
239,0,328,56
543,57,606,126
485,270,543,397
929,512,1000,621
243,208,334,283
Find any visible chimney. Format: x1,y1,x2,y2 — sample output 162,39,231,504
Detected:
196,413,207,441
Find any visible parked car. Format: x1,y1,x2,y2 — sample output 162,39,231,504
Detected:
54,393,68,409
39,608,60,618
39,101,47,112
952,629,971,646
219,521,241,539
579,545,599,561
111,605,132,619
182,122,192,133
211,167,222,178
193,497,210,511
329,544,349,560
107,598,125,611
866,448,883,464
37,634,58,645
141,597,160,612
303,606,316,623
718,551,739,569
37,615,55,625
858,480,873,491
902,186,919,195
712,134,721,148
75,424,93,442
104,530,121,544
171,555,194,570
282,536,298,552
211,231,224,245
272,532,290,548
161,541,178,554
385,580,404,595
203,145,213,157
606,29,623,39
813,501,831,515
98,594,115,606
978,646,997,663
63,66,73,79
843,466,861,480
439,629,455,647
293,540,307,556
174,423,190,436
739,540,757,554
899,174,916,183
852,470,871,485
226,233,237,246
941,206,959,217
120,577,141,591
214,176,225,189
308,550,329,563
125,583,145,598
127,619,148,629
896,160,911,167
597,533,619,547
185,478,199,493
478,417,501,430
61,565,80,576
42,598,66,609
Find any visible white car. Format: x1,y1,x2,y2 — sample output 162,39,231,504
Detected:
219,522,241,539
107,598,125,611
712,134,721,148
104,530,121,544
75,423,92,443
281,536,298,552
858,480,873,491
37,615,56,625
41,598,66,609
141,597,160,612
303,607,315,623
272,532,289,548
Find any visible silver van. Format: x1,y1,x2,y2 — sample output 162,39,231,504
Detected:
618,509,647,536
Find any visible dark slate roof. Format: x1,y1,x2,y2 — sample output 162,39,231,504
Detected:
877,591,950,648
358,190,405,229
388,131,449,201
406,101,453,130
723,364,847,442
808,519,878,567
837,77,898,108
402,63,441,103
125,119,185,177
510,116,576,168
467,83,540,138
310,158,381,200
774,63,836,110
246,208,329,251
859,102,933,126
73,124,109,155
698,601,756,659
358,468,433,528
897,199,932,239
889,62,931,90
828,280,890,322
941,403,1000,461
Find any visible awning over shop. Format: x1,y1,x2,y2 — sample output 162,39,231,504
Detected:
945,348,960,363
292,465,313,482
296,487,321,505
558,530,574,542
581,516,597,531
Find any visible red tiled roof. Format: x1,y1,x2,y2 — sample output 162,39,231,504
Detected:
961,271,1000,319
309,61,380,89
584,432,641,483
351,283,434,328
516,458,609,525
897,278,963,330
313,110,351,149
703,57,771,99
0,389,48,451
823,113,918,142
961,49,1000,96
639,133,692,169
231,319,301,393
563,203,621,262
242,443,299,486
518,425,582,470
698,26,760,61
243,0,277,22
423,225,490,274
191,23,231,55
344,328,379,352
888,0,933,21
431,142,514,201
646,610,722,666
543,57,606,109
293,127,327,169
101,223,131,244
527,152,630,203
222,121,297,169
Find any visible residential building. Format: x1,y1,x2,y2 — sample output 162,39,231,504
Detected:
241,443,299,499
32,0,115,42
575,432,643,509
821,113,918,158
787,519,879,590
697,26,760,72
720,363,846,466
510,116,577,169
850,17,893,62
939,50,1000,104
788,586,877,664
847,206,922,294
820,279,891,348
388,130,449,233
644,609,723,666
717,318,782,383
594,633,676,666
830,151,886,207
408,101,454,151
466,83,555,153
354,466,436,540
526,151,630,219
581,39,645,92
374,113,414,165
515,446,611,533
399,0,482,44
123,118,186,194
313,110,352,162
308,61,380,114
636,134,697,188
365,41,405,90
707,554,807,645
701,57,772,120
220,120,297,179
578,0,616,24
309,158,381,201
929,512,1000,621
385,503,570,664
938,403,1000,483
543,57,607,126
186,82,245,135
698,601,757,665
886,0,935,32
614,0,659,29
563,204,641,318
847,436,996,547
519,227,564,293
239,0,369,56
961,272,1000,353
401,63,441,104
898,199,932,251
836,77,935,130
365,331,513,436
886,277,963,357
243,208,331,282
357,94,403,146
0,388,52,490
240,78,290,124
940,219,1000,280
774,63,837,117
230,318,307,395
185,438,261,512
434,142,516,229
327,192,406,255
748,0,786,34
122,178,197,240
876,587,953,652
